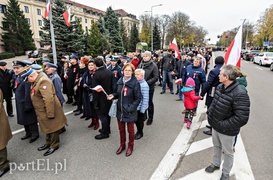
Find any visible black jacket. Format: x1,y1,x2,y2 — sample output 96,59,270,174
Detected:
207,81,250,136
161,54,176,72
138,60,159,88
0,69,13,99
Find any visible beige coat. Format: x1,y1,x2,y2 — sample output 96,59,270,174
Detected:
31,73,67,134
0,90,12,150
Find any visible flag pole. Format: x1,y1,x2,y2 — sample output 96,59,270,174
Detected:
49,1,57,64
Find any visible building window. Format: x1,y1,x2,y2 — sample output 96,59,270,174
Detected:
0,4,7,14
85,26,88,32
37,8,41,15
38,20,42,26
26,18,30,25
85,19,87,23
75,16,77,21
39,30,43,37
79,17,82,22
24,6,29,13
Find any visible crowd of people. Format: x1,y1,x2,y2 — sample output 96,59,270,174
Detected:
0,48,250,179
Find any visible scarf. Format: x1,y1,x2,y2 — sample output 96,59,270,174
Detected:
141,59,153,69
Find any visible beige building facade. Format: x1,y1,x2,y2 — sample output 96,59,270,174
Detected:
0,0,139,52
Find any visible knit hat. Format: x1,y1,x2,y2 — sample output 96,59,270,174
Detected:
215,56,224,64
185,77,195,88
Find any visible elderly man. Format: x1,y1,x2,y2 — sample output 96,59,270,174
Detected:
13,61,39,143
138,51,158,125
205,64,250,180
0,89,12,177
19,68,67,156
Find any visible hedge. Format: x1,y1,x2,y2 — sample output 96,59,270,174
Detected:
0,52,15,60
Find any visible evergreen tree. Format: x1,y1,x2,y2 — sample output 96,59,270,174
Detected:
128,23,140,52
87,21,104,57
97,16,110,52
119,18,128,52
104,6,123,53
1,0,35,54
153,22,161,50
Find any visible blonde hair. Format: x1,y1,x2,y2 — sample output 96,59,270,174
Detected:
235,66,247,77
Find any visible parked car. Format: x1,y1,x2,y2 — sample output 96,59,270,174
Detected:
28,50,42,58
253,52,273,66
243,50,260,61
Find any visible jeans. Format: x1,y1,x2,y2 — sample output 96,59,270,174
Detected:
162,70,173,92
177,83,184,100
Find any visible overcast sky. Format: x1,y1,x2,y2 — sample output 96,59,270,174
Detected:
73,0,273,44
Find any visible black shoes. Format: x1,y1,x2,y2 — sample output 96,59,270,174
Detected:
8,114,14,117
80,115,86,119
160,91,165,94
203,130,212,136
66,100,73,104
99,129,111,134
206,125,212,129
44,147,59,156
171,91,174,94
220,173,229,180
205,164,220,173
95,133,109,140
146,119,153,126
74,110,82,116
0,167,10,177
72,102,77,106
38,144,50,151
134,132,143,140
21,134,31,140
73,108,80,112
29,136,39,143
85,117,91,120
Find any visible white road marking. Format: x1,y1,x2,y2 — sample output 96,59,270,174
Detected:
256,67,263,70
177,134,255,180
11,110,73,135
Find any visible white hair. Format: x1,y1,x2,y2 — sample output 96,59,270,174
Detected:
135,68,145,77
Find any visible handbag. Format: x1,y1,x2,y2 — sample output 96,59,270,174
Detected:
108,99,118,117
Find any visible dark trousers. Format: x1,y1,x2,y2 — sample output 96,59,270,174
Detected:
45,131,60,149
0,147,8,170
98,114,111,135
5,98,13,115
148,88,155,120
135,110,147,134
24,123,39,139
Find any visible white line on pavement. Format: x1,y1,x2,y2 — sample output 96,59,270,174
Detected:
256,67,263,70
11,110,74,135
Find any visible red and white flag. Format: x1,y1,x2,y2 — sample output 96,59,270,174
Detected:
63,8,71,27
92,85,103,92
175,78,182,85
168,38,181,60
224,24,243,67
44,0,50,19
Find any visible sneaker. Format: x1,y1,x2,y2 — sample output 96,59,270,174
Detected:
220,173,229,180
170,91,174,94
160,91,165,94
203,130,212,136
205,164,220,173
182,110,186,114
184,118,189,123
186,121,192,129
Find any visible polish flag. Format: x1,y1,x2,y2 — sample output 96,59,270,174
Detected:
224,24,243,67
44,0,50,19
91,85,103,92
175,78,182,85
168,38,181,60
63,8,71,26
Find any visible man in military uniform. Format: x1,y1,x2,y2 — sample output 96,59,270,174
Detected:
19,68,67,156
0,61,14,117
45,63,66,134
0,89,12,177
13,60,39,143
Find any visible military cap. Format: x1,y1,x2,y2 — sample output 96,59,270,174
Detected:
42,58,50,63
18,67,34,78
31,64,42,70
119,55,128,60
0,61,7,66
22,60,33,65
45,63,58,69
12,60,26,67
111,56,119,61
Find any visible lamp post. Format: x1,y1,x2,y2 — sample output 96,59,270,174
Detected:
242,19,249,50
150,4,162,51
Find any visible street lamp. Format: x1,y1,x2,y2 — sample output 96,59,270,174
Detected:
150,4,162,51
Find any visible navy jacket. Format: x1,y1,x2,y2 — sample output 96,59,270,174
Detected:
114,76,141,123
183,64,206,93
108,64,123,93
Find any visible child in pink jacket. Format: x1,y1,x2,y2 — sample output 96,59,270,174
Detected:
181,77,202,129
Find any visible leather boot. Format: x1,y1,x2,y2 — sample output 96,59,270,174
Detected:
88,117,96,128
116,120,126,155
94,117,100,130
126,122,134,157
